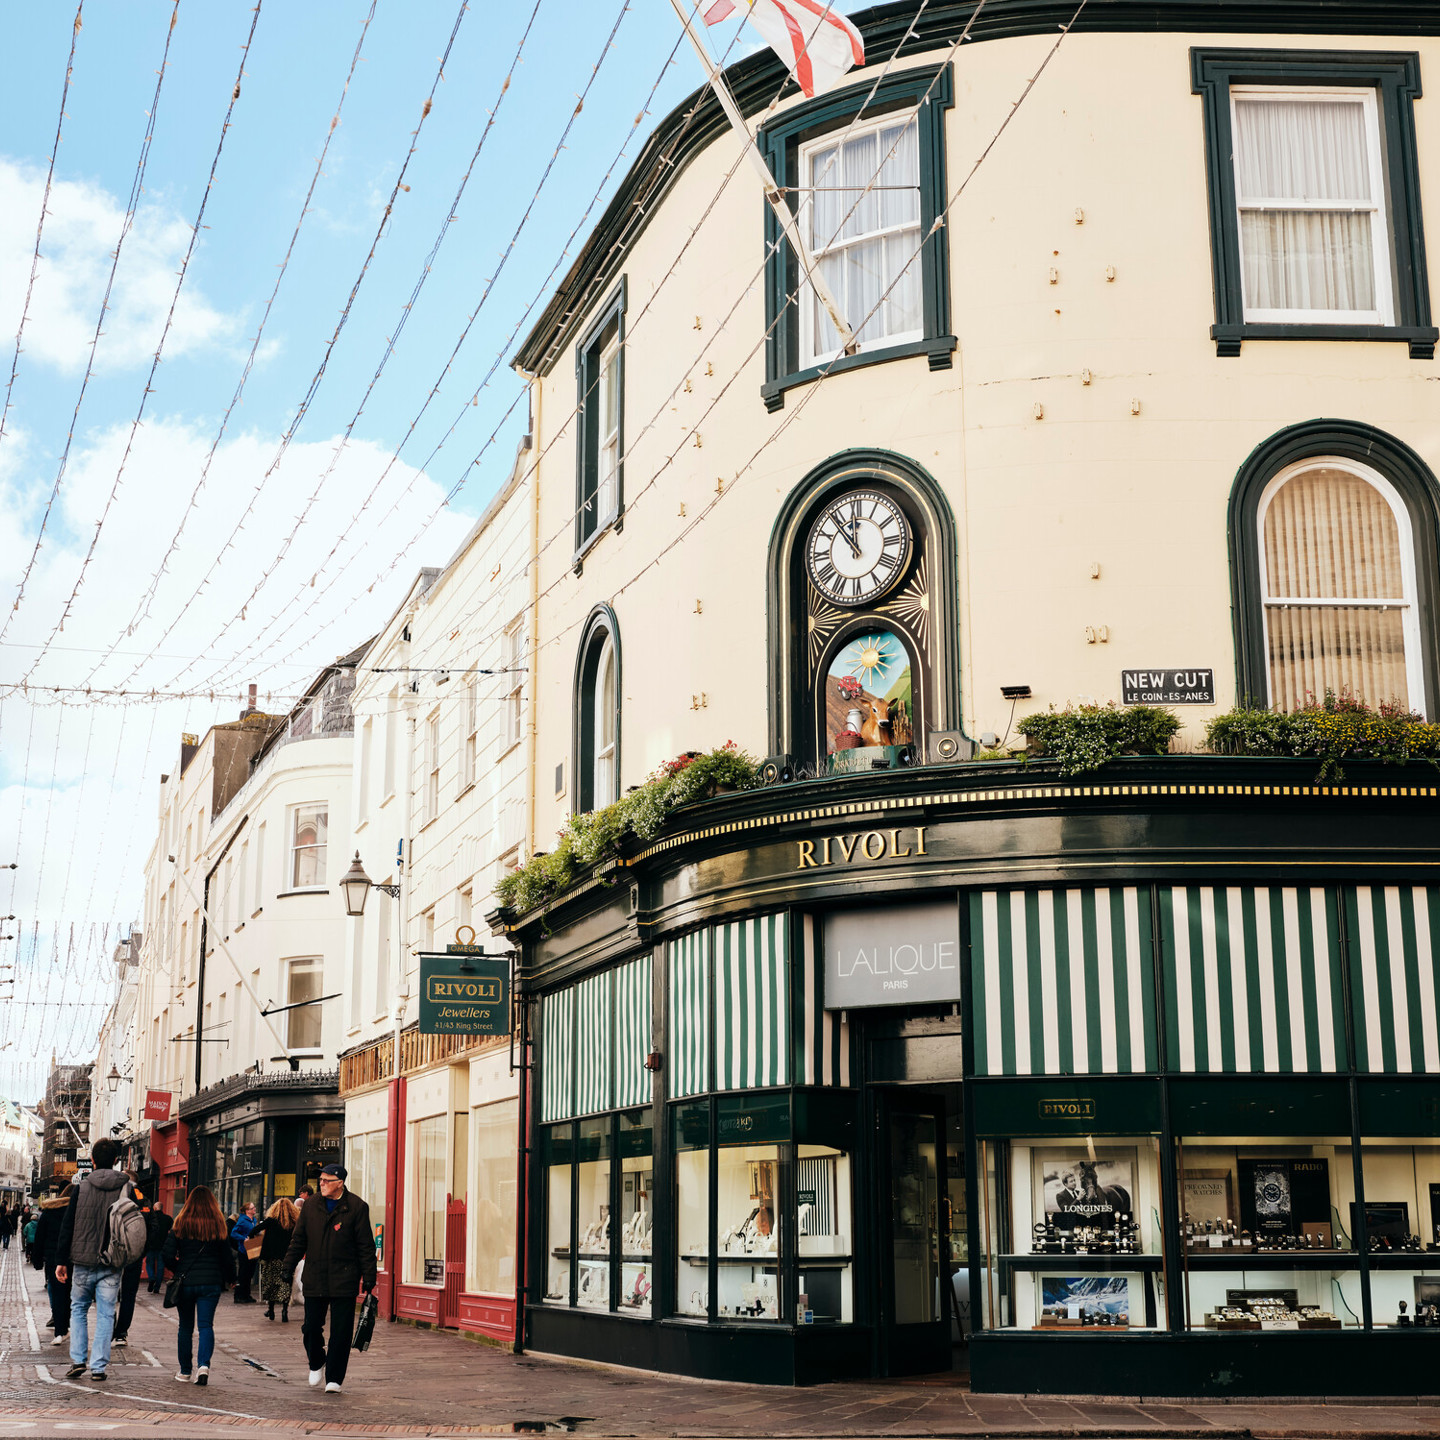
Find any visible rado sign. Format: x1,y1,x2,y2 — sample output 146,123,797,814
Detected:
823,901,960,1010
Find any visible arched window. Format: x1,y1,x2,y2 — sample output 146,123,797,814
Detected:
1259,460,1420,711
1229,423,1440,719
573,609,620,812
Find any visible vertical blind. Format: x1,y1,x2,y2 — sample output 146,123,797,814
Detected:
539,987,576,1124
574,971,613,1117
667,929,711,1100
613,951,654,1108
1263,465,1412,711
799,913,851,1087
714,914,791,1091
1346,885,1440,1073
1234,94,1382,316
970,887,1157,1077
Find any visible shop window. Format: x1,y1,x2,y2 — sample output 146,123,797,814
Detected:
411,1115,446,1287
618,1108,653,1316
1357,1138,1440,1329
576,1116,612,1310
289,804,327,888
469,1098,518,1294
798,1144,852,1323
573,610,620,813
674,1101,710,1319
574,280,625,556
366,1129,387,1267
452,1111,469,1205
978,1136,1167,1331
758,65,956,409
1177,1136,1359,1330
542,1123,574,1305
285,959,323,1051
1192,50,1434,358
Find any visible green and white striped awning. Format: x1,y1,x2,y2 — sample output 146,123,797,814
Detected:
1160,885,1345,1074
971,887,1158,1077
799,913,851,1086
1346,885,1440,1073
574,971,613,1116
715,914,791,1091
668,930,710,1099
539,987,576,1124
614,951,654,1107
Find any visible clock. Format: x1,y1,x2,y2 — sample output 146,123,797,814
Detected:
805,490,911,606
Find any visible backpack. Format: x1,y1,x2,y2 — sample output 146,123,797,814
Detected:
99,1191,149,1269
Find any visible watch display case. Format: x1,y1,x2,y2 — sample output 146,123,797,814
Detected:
674,1101,709,1319
797,1144,853,1323
1179,1137,1361,1330
542,1123,573,1305
575,1117,612,1309
1359,1140,1440,1331
618,1108,653,1316
716,1144,784,1320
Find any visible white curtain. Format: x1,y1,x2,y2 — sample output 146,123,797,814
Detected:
1234,97,1377,313
1264,466,1410,710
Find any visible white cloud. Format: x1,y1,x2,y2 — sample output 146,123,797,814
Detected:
0,156,237,374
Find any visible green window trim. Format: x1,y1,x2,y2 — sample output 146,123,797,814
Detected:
573,277,627,565
758,63,955,413
1191,47,1436,360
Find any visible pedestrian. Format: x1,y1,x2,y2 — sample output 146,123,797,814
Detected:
0,1203,15,1249
282,1163,376,1395
161,1185,235,1387
111,1179,150,1350
23,1211,39,1266
253,1197,299,1321
35,1186,73,1348
230,1201,259,1303
55,1136,147,1382
145,1199,173,1293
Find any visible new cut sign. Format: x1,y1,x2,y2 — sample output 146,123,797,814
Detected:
418,951,510,1037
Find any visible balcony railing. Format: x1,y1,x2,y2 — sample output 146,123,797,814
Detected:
178,1066,339,1119
338,1035,393,1094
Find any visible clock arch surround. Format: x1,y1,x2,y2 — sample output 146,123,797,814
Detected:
766,448,960,760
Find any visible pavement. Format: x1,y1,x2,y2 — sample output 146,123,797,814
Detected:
3,1251,1439,1440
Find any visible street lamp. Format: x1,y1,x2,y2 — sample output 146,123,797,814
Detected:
339,852,400,918
106,1064,122,1093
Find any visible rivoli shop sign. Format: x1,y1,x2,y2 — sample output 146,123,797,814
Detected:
418,941,509,1036
144,1090,173,1122
822,900,960,1010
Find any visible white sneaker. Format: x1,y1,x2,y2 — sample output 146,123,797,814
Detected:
325,1381,342,1393
308,1368,324,1388
50,1333,67,1347
175,1371,192,1383
194,1366,209,1386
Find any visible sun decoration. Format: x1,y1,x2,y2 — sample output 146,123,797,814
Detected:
839,632,906,694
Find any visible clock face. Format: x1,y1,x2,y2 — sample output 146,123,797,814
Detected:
806,490,912,606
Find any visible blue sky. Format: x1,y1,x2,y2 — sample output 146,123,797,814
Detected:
0,0,789,1100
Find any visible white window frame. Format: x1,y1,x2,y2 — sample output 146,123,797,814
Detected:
596,337,620,528
593,634,617,807
424,711,441,825
798,109,924,368
462,680,478,791
1256,456,1423,715
284,956,325,1053
359,717,373,822
504,618,526,752
287,803,328,891
1230,85,1394,326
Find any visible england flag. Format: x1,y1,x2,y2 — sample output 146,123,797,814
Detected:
701,0,865,97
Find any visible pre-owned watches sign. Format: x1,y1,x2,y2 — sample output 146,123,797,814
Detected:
823,901,960,1010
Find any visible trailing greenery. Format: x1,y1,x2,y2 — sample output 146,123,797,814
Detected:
1017,703,1182,777
1205,691,1440,781
494,743,760,914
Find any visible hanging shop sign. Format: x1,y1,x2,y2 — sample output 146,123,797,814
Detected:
1121,668,1215,704
418,947,510,1036
822,900,960,1010
144,1089,173,1122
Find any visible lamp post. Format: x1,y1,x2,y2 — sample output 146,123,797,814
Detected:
106,1064,121,1093
340,853,401,917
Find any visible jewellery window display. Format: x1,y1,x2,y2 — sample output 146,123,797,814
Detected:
797,1145,853,1323
618,1108,653,1316
543,1124,574,1305
1178,1137,1359,1330
716,1144,785,1321
1359,1141,1440,1331
674,1101,710,1319
979,1137,1168,1331
575,1117,613,1309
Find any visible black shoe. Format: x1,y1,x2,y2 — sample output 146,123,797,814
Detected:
65,1363,87,1380
281,1304,289,1323
91,1370,106,1382
112,1335,127,1348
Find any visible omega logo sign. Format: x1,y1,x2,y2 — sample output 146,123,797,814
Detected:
823,900,960,1011
797,826,928,868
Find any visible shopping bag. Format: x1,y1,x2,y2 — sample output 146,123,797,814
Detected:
352,1292,378,1353
290,1257,305,1307
244,1234,264,1261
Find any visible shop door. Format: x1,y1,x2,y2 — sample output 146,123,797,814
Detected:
877,1091,950,1376
441,1195,466,1328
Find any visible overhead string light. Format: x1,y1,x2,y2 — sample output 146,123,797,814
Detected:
20,1,266,688
0,0,182,648
0,0,84,456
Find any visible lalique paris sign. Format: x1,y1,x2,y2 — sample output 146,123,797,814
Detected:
822,900,960,1010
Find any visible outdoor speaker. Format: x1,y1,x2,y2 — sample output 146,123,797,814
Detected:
927,730,975,764
760,753,796,786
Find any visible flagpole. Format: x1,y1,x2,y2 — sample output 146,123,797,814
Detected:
667,0,859,356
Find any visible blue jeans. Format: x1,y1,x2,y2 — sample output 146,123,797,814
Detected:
69,1265,121,1373
145,1250,164,1286
175,1286,222,1374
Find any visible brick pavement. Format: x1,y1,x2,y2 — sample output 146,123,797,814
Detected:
3,1252,1440,1439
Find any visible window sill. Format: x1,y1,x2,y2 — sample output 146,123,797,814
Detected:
1212,322,1438,360
276,889,329,900
371,1013,389,1025
497,739,523,764
354,817,369,834
571,513,621,575
456,782,476,803
763,334,956,412
251,907,263,919
287,1048,324,1059
233,922,244,934
380,793,396,810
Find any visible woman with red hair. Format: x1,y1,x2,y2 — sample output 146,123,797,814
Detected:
161,1187,235,1386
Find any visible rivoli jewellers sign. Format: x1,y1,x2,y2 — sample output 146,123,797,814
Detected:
823,901,960,1010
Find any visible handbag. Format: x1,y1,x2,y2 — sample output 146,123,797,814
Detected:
244,1232,264,1261
352,1292,378,1353
164,1245,200,1308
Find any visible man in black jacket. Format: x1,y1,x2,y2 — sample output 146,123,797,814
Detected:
282,1163,376,1394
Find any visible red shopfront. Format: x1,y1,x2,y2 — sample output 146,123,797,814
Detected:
149,1118,189,1215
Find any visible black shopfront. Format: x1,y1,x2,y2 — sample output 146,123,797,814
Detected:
503,759,1440,1393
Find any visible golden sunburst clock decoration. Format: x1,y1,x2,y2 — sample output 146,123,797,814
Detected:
880,555,930,646
806,587,844,674
838,631,907,694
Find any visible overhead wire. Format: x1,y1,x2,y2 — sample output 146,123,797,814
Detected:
0,0,84,457
20,1,266,686
0,0,183,647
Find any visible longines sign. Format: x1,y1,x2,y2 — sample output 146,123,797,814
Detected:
822,900,960,1010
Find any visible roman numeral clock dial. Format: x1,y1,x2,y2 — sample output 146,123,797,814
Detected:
806,490,912,606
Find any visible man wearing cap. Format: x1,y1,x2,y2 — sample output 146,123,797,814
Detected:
282,1164,376,1394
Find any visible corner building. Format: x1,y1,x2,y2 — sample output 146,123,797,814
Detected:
500,0,1440,1396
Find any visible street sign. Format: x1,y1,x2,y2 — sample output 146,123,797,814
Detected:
1120,668,1215,705
418,951,509,1036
